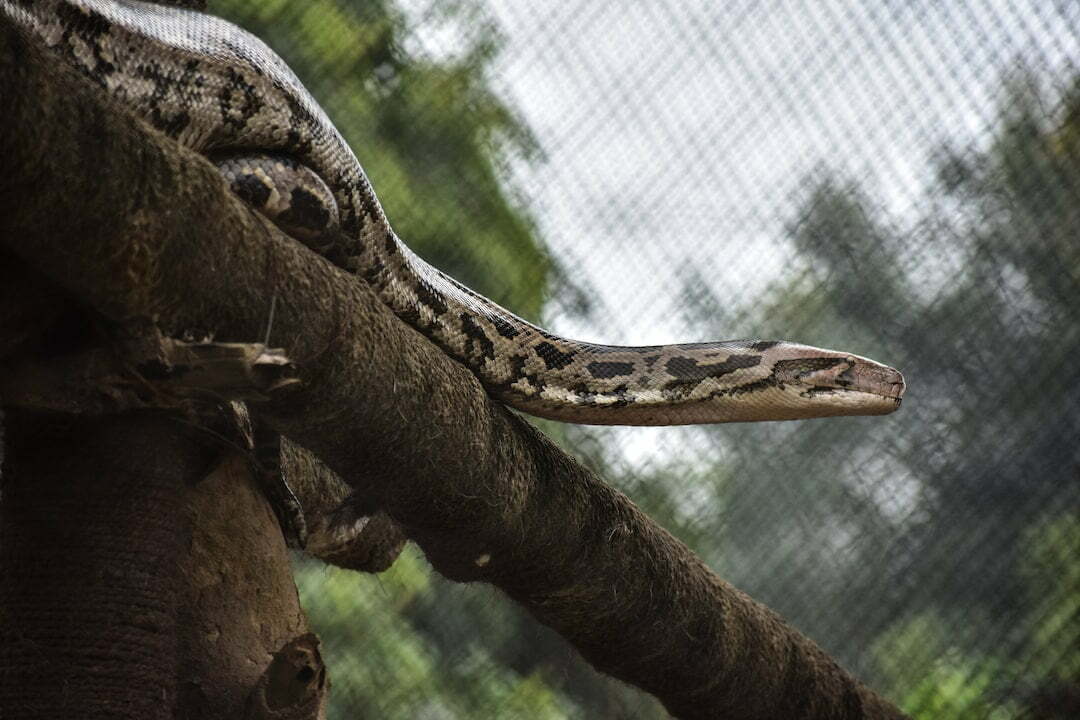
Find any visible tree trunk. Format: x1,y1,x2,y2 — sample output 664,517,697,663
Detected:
0,411,327,719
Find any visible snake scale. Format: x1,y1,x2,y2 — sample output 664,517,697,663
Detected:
4,0,905,426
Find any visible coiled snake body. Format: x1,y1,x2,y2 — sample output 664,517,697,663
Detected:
4,0,905,425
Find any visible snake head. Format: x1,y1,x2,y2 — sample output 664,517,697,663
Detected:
770,349,905,417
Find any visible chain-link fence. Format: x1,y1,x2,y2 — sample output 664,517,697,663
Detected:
214,1,1080,717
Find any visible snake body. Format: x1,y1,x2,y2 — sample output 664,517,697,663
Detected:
4,0,905,425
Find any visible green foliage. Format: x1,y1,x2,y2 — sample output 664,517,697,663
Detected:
295,552,577,719
897,655,1016,720
871,614,1017,719
1020,513,1080,685
871,514,1080,720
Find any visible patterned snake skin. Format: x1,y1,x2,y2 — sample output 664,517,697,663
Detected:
3,0,905,425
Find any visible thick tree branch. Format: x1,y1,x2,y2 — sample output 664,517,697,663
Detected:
0,27,906,720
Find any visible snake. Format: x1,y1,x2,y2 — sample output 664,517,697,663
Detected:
3,0,905,426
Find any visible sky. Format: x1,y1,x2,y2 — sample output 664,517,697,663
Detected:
401,0,1079,465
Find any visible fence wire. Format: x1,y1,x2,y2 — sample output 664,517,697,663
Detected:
216,1,1080,717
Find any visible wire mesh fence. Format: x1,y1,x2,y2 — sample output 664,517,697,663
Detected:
214,1,1080,717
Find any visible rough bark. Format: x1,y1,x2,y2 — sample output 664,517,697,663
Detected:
0,412,326,719
0,412,195,720
0,23,907,720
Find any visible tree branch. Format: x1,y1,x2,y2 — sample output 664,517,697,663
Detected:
0,25,906,720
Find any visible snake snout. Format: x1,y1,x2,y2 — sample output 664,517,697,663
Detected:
839,357,906,403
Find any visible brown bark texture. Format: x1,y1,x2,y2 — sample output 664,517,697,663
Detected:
0,413,195,720
0,22,908,720
0,412,326,719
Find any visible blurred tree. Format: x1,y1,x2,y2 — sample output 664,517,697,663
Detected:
674,70,1080,715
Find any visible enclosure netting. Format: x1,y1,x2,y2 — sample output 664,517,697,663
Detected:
215,1,1079,717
